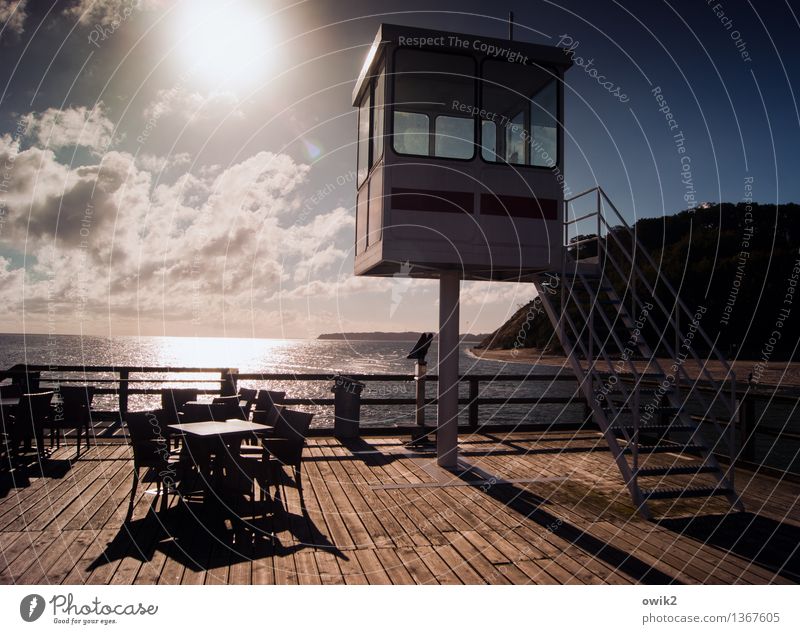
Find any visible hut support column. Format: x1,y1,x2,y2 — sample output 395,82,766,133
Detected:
437,271,460,468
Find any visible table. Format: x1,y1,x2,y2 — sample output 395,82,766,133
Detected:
169,420,269,437
168,420,271,503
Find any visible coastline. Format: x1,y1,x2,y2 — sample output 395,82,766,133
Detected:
468,346,569,368
469,347,800,391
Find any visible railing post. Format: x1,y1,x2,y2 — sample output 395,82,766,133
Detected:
468,378,479,429
414,361,427,428
221,368,239,396
118,370,129,421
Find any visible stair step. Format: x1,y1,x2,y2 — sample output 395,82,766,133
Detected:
625,443,706,454
640,485,733,500
636,464,718,477
616,424,696,434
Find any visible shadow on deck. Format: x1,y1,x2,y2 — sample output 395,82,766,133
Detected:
660,513,800,583
1,432,798,584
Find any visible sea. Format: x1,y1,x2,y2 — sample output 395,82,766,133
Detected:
0,333,580,429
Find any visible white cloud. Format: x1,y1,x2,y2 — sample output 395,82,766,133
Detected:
135,151,191,173
0,129,361,337
22,103,117,154
0,0,27,39
143,88,244,124
64,0,161,26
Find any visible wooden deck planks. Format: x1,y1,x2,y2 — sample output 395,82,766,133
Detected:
0,431,798,585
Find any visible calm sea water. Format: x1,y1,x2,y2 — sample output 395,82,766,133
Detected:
0,333,580,428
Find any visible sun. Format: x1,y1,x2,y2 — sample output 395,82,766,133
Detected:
173,0,271,89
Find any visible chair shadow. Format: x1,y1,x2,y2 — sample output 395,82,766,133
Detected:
339,437,399,467
659,512,800,583
0,456,75,498
87,475,345,575
455,471,681,584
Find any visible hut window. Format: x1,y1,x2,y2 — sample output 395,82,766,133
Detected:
357,90,371,186
531,79,557,167
371,66,385,163
392,49,475,159
481,59,558,167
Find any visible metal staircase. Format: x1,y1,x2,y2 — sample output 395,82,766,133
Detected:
533,187,743,519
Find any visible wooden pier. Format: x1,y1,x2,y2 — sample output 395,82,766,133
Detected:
1,430,798,584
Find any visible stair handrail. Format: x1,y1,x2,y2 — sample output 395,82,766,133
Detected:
564,187,736,386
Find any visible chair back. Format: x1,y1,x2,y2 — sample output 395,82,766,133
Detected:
0,384,21,399
211,395,243,420
273,409,313,445
16,392,54,425
125,410,170,468
255,390,286,408
179,402,234,423
161,388,199,425
14,392,54,444
237,388,257,405
58,385,95,419
236,388,257,420
253,390,286,424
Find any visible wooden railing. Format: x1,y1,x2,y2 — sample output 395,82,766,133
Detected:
2,364,797,474
1,365,585,428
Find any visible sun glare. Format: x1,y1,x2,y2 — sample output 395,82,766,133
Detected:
174,0,271,89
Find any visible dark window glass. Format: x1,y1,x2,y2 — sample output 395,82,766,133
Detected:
481,59,558,167
531,80,557,167
372,67,385,163
393,49,475,159
435,115,473,159
357,91,371,186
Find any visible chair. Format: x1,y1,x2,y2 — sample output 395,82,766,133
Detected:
125,410,180,521
252,390,286,426
236,388,258,420
13,392,54,456
161,389,198,449
211,395,244,420
263,409,314,495
0,384,21,399
179,402,236,423
45,386,94,457
161,388,198,426
0,387,17,460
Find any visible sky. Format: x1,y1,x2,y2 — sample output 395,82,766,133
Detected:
0,0,798,339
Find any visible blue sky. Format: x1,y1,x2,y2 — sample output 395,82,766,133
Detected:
0,0,797,338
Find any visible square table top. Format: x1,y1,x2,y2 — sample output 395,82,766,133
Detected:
168,420,271,437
